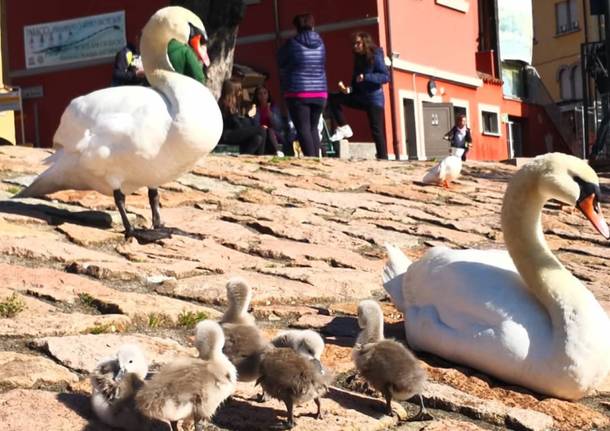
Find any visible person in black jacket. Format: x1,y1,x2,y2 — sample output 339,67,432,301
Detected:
443,114,473,161
111,35,147,87
277,13,327,157
328,32,390,159
218,80,282,155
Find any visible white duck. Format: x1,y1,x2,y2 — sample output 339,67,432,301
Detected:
383,153,610,400
422,155,462,188
16,6,222,243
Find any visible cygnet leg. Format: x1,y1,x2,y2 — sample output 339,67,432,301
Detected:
285,398,295,429
314,397,323,419
170,420,179,431
407,394,434,422
382,386,393,416
194,419,205,431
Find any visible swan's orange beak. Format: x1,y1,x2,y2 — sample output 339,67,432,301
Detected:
189,34,210,67
577,194,610,239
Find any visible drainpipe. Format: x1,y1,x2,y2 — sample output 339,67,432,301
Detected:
273,0,281,49
383,0,401,159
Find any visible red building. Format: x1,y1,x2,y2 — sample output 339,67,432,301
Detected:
3,0,568,160
235,0,569,160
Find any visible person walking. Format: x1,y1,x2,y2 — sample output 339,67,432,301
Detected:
328,32,390,159
277,13,327,157
443,114,473,161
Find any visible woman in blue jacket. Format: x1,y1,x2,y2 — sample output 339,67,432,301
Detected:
329,32,390,159
278,13,327,157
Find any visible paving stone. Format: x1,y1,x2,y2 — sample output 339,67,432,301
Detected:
0,351,78,389
31,333,196,373
214,382,406,431
0,389,112,431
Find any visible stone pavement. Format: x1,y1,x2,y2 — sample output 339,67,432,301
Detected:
0,145,609,431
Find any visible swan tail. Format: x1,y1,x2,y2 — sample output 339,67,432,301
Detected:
382,244,411,313
13,153,68,199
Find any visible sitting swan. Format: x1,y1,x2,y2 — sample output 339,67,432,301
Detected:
422,155,462,188
383,153,610,400
15,6,222,243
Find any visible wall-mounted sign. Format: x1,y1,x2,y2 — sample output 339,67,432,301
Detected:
24,11,126,69
21,85,44,99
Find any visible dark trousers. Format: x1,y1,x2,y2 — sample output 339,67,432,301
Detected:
328,92,387,159
286,98,325,157
223,126,279,155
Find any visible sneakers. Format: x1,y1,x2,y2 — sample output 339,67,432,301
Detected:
330,124,353,141
276,150,285,157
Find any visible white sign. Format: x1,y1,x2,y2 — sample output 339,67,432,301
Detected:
24,11,126,69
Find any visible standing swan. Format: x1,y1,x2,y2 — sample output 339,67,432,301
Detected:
383,153,610,400
15,7,222,243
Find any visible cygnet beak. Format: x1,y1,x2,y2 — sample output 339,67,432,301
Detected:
115,368,126,381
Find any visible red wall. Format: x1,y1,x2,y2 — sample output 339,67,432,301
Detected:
6,0,166,147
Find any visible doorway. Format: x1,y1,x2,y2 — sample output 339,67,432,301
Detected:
403,98,418,159
507,116,523,158
423,102,454,158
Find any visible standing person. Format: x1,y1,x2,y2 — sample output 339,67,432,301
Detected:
253,85,285,156
112,35,147,86
278,13,327,157
328,32,390,159
218,80,282,156
443,114,473,161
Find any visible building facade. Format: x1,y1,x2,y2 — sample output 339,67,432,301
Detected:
2,0,567,160
532,0,605,158
235,0,569,160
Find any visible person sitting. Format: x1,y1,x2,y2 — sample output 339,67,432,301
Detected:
252,85,286,156
328,31,390,159
112,35,148,87
218,80,282,156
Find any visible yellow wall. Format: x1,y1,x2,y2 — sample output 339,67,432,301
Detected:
532,0,599,102
0,2,16,144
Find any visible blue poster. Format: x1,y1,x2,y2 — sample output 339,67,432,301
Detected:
498,0,533,64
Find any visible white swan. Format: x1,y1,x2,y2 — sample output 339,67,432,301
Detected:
422,155,462,188
383,153,610,400
16,6,222,243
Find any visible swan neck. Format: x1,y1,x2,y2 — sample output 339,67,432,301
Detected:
357,316,384,344
501,172,579,323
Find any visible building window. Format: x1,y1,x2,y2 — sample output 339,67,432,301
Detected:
482,111,500,135
555,0,579,35
502,61,526,98
559,67,572,100
571,65,583,99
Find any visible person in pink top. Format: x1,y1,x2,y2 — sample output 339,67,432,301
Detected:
277,13,327,157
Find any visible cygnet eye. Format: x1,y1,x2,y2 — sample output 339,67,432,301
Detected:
129,360,133,364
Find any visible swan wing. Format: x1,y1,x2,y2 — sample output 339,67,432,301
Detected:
54,86,171,164
403,247,551,367
422,160,444,184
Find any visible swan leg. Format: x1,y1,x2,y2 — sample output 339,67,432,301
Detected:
113,189,134,237
314,397,323,419
148,188,164,229
407,394,434,422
